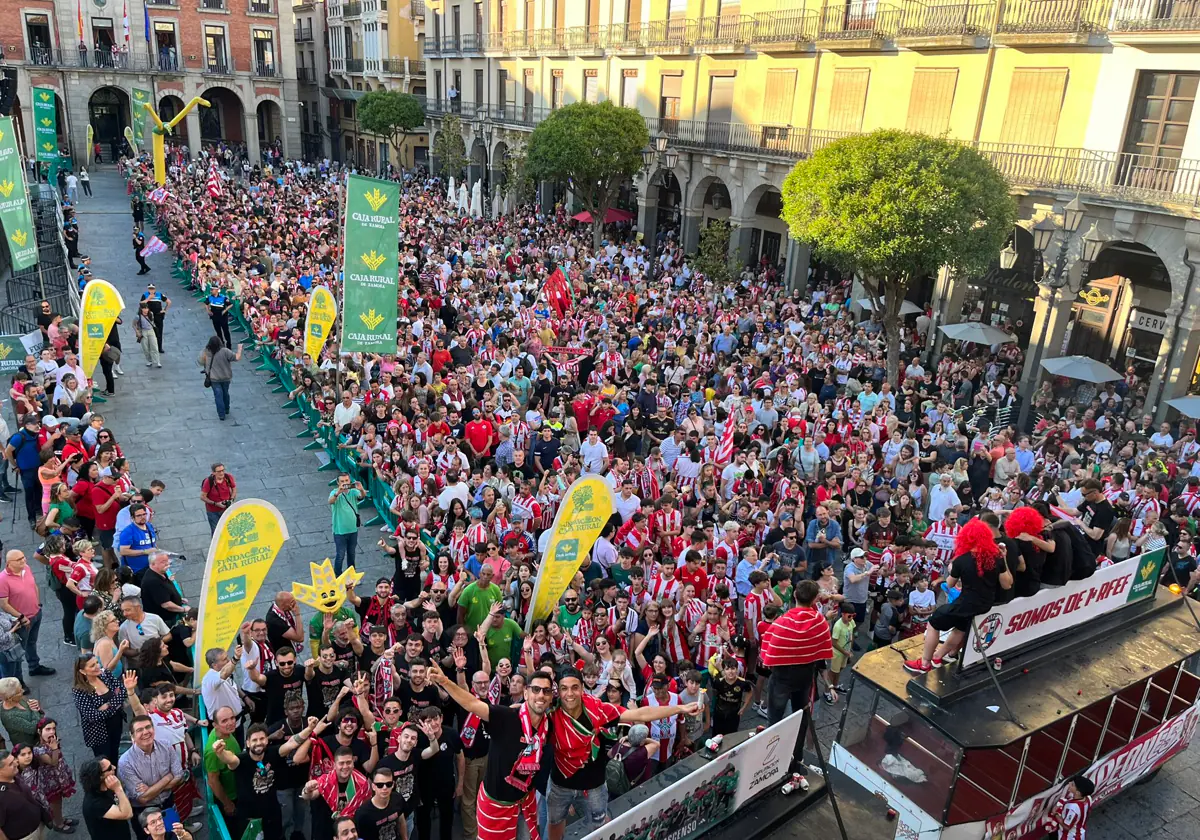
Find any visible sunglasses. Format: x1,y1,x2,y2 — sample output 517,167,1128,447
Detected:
373,781,394,788
527,685,554,696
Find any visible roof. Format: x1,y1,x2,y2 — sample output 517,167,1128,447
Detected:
851,591,1200,748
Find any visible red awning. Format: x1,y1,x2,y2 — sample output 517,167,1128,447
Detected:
570,208,636,224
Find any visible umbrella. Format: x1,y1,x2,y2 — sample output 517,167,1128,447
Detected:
857,298,924,316
1167,396,1200,419
571,208,636,224
938,322,1015,345
1040,356,1122,383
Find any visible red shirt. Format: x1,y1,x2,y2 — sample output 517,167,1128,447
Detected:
550,695,623,779
761,606,833,668
464,419,495,456
90,482,122,531
201,474,237,514
431,349,452,373
675,565,709,600
72,479,97,519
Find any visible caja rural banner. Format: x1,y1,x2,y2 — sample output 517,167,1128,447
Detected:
0,116,38,271
340,174,399,354
304,285,337,362
527,475,616,630
131,88,152,150
32,87,58,164
194,499,289,685
962,547,1166,668
579,710,806,840
0,333,46,375
79,279,125,380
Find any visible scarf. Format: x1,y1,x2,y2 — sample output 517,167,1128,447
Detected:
363,595,394,630
552,694,619,778
254,639,275,675
461,678,501,748
316,767,369,818
371,653,394,714
504,703,547,794
270,604,303,652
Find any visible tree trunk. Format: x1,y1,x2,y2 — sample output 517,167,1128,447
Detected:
592,217,604,250
883,281,905,387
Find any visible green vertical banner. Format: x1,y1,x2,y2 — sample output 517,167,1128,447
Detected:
0,117,38,271
340,174,399,354
32,87,58,164
131,88,151,150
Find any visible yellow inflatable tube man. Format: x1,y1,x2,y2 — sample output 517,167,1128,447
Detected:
142,97,210,185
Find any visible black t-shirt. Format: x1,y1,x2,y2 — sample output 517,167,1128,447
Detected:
1078,499,1116,554
482,704,546,802
267,719,312,790
415,728,463,793
355,796,406,840
392,554,423,599
264,668,306,725
306,663,349,718
233,746,284,819
331,636,359,668
168,623,193,669
265,609,299,655
377,752,419,813
398,681,443,721
139,569,180,622
457,707,492,760
949,551,1005,612
82,790,131,840
322,733,372,771
711,677,751,716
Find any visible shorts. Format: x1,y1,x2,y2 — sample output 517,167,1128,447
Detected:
546,777,608,826
848,601,867,626
929,601,979,634
96,529,114,550
757,661,772,680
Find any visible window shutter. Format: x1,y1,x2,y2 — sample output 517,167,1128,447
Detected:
999,68,1069,147
829,68,869,133
762,69,797,126
906,69,958,136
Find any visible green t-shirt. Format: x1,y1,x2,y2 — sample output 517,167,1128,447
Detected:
329,488,364,535
203,730,242,800
611,564,633,589
308,606,357,640
459,582,503,630
557,605,584,631
831,618,856,659
485,617,523,668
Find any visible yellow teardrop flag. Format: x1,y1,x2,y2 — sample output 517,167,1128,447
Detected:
194,499,290,685
526,476,616,630
79,279,124,381
304,285,338,363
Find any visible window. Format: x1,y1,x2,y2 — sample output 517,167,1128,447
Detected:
434,69,443,105
660,73,682,122
524,69,535,113
707,75,734,123
552,73,564,109
475,3,483,35
999,68,1068,147
497,0,505,32
829,68,869,132
499,69,509,110
475,69,485,104
253,29,276,75
526,0,536,31
552,0,566,28
25,14,52,63
906,68,958,136
762,69,796,126
205,25,228,72
153,21,178,68
621,71,638,109
584,72,598,104
1123,71,1199,161
452,5,461,38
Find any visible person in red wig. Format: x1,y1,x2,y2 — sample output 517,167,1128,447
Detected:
904,516,1014,675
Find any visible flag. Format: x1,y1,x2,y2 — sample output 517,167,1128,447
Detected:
545,267,572,318
148,187,167,204
76,0,84,43
144,0,151,42
206,164,222,198
714,416,736,465
122,0,130,42
139,235,167,257
80,279,125,380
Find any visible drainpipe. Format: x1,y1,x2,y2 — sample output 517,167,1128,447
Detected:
1156,250,1196,423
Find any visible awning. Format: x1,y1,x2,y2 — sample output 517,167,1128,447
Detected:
321,87,365,101
571,208,635,224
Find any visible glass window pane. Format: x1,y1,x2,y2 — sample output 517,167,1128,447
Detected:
1167,99,1194,123
1147,72,1170,97
1136,122,1160,144
1174,74,1199,98
1163,124,1188,147
1139,98,1164,121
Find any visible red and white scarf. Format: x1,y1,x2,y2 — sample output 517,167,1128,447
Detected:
461,679,502,748
504,703,548,794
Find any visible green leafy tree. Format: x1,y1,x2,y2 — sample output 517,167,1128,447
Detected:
693,219,738,287
356,90,425,169
432,114,468,180
499,137,534,208
782,130,1016,384
526,101,648,248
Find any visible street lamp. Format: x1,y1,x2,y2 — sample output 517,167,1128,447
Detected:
1081,222,1104,266
999,241,1018,271
654,130,669,154
1062,196,1085,234
1032,216,1057,253
641,147,657,173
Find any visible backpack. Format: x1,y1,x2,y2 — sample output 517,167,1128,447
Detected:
605,743,634,798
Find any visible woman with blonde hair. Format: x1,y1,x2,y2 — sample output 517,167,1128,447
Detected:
0,677,43,745
90,610,127,676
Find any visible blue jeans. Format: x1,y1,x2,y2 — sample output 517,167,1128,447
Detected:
19,467,40,523
23,610,42,670
333,531,358,574
207,510,223,533
211,379,231,419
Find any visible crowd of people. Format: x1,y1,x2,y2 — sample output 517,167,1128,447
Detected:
0,139,1189,840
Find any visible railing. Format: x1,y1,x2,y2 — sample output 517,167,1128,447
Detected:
752,9,819,42
1111,0,1200,30
818,3,901,39
344,0,363,16
24,47,183,70
411,0,425,17
564,25,606,51
201,0,225,9
896,0,995,35
995,0,1109,33
488,102,556,126
426,38,441,56
206,59,234,74
146,0,177,6
330,56,345,71
249,0,272,12
409,59,425,73
254,61,277,76
461,33,482,52
694,14,754,45
442,35,462,52
645,18,693,48
297,66,317,82
607,21,648,48
346,57,365,72
295,25,314,41
383,58,426,74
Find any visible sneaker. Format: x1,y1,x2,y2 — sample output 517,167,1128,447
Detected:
28,665,56,676
115,365,125,375
836,683,851,692
156,363,162,368
146,362,153,367
62,639,77,647
902,659,930,675
822,691,836,706
754,702,768,719
931,657,946,668
942,652,958,664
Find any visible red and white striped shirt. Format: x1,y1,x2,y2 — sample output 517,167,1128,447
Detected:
924,521,960,570
744,590,768,642
694,620,725,666
760,606,833,668
648,574,680,606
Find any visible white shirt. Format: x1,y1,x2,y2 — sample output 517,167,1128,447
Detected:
614,493,641,523
333,401,361,428
201,668,243,718
928,485,961,523
437,482,470,511
240,644,265,694
579,440,609,474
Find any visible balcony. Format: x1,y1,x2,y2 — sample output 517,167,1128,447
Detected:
693,14,753,53
254,61,277,76
751,10,818,50
488,103,556,127
440,35,462,54
345,57,365,72
564,25,606,53
146,0,177,6
297,66,317,82
994,0,1108,44
647,117,854,160
29,48,180,71
460,33,482,52
1110,0,1200,37
295,25,314,41
895,0,994,47
201,0,225,9
643,18,693,53
344,0,363,16
249,0,272,12
817,3,899,48
607,21,648,51
205,59,235,75
330,56,345,72
425,38,441,56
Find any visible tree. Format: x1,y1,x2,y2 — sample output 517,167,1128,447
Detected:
781,130,1016,384
357,90,425,169
693,219,738,287
498,138,534,208
432,114,468,181
526,101,648,248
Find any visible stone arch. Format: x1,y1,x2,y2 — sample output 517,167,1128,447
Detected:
199,85,247,148
468,136,488,188
734,182,786,269
255,98,284,153
491,139,510,188
653,167,683,237
87,85,130,153
157,94,189,146
687,174,731,213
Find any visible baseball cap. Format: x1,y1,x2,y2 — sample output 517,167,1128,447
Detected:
850,548,866,559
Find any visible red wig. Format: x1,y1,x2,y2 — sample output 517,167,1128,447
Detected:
1004,506,1046,540
954,518,1000,576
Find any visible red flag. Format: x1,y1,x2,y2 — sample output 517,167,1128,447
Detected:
544,267,572,318
714,416,735,465
206,164,222,198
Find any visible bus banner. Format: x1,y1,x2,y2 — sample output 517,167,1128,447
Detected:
962,549,1166,668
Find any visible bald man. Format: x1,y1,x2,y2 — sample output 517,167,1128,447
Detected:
265,591,304,655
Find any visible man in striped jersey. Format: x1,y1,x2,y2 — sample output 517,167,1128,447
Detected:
760,580,833,758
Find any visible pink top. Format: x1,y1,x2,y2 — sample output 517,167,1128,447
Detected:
0,567,39,616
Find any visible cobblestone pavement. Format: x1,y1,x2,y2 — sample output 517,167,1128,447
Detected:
25,167,1200,840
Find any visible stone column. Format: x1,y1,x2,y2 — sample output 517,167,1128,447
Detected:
928,267,969,362
185,110,202,159
727,216,754,269
1157,312,1200,422
682,209,703,255
637,184,659,249
783,238,809,293
538,180,554,215
243,111,261,163
1018,278,1078,427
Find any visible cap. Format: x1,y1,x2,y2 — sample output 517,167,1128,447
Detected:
41,415,57,428
850,548,866,559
